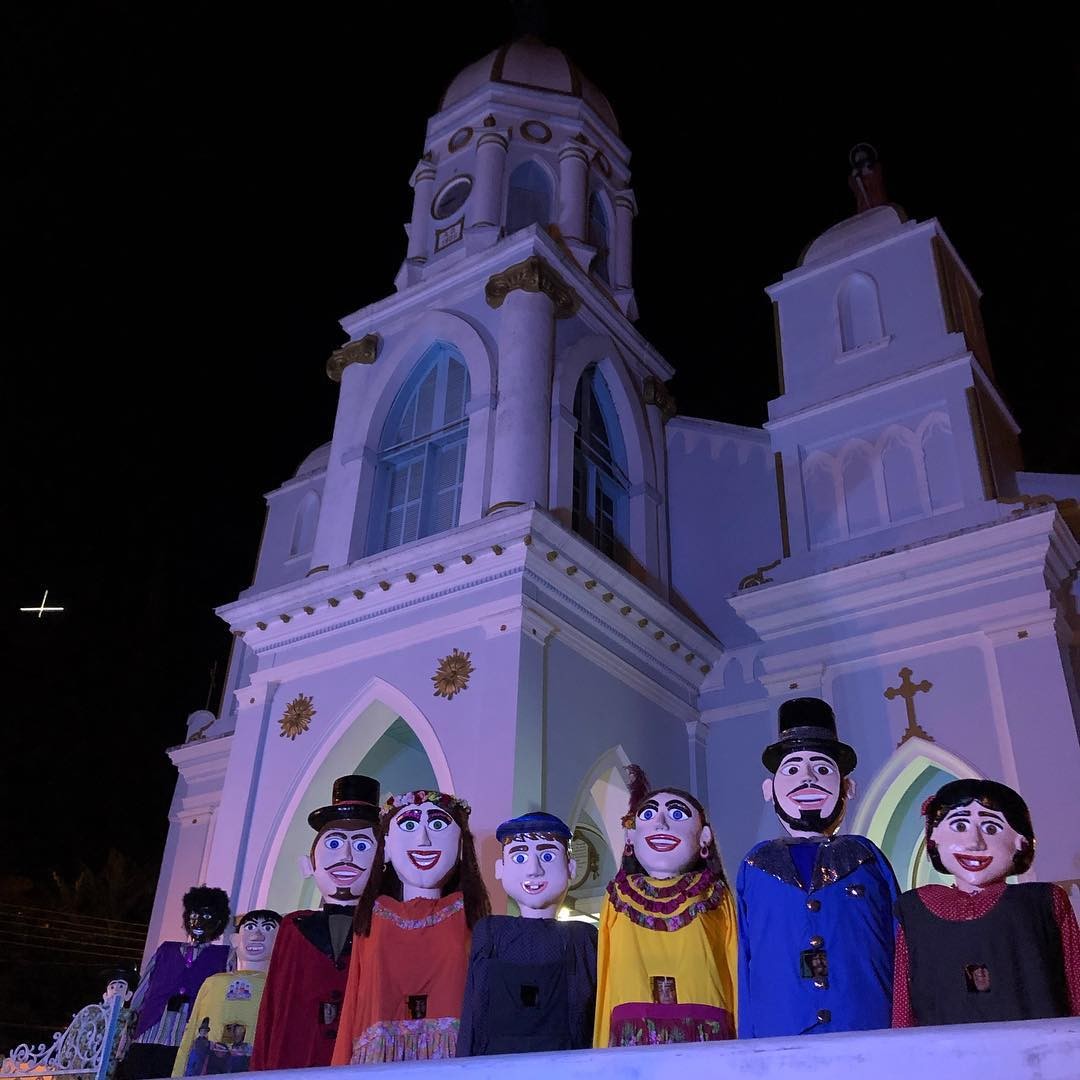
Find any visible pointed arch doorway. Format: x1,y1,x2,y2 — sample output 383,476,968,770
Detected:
257,681,451,915
850,740,981,890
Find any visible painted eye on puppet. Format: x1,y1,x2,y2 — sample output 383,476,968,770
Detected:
324,836,344,850
511,852,528,864
639,807,656,821
949,819,969,833
352,838,371,853
428,817,449,832
814,764,834,777
398,819,418,832
540,850,556,863
781,764,801,776
982,822,1001,836
669,807,689,821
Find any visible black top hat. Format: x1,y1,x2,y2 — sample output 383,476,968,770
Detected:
762,698,857,776
308,774,381,833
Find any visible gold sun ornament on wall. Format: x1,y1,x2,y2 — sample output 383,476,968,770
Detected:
432,649,474,701
279,693,316,740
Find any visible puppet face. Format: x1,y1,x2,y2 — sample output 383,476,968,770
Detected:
311,822,376,904
233,915,280,969
104,979,131,1003
185,904,229,944
385,800,461,892
765,751,849,837
929,802,1026,892
628,790,711,879
495,836,575,918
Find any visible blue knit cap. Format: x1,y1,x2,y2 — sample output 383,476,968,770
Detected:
495,811,573,844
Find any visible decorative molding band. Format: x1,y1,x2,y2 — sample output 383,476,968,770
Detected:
484,255,580,319
327,332,381,382
341,443,378,468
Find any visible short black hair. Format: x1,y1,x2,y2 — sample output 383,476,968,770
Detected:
924,779,1035,876
235,908,282,929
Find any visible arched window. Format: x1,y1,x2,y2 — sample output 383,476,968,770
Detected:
572,365,629,562
506,161,552,234
368,346,470,555
588,192,610,285
837,272,884,352
289,491,320,557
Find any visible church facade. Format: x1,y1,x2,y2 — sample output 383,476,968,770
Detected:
144,39,1080,956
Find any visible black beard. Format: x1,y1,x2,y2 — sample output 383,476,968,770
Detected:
773,792,846,835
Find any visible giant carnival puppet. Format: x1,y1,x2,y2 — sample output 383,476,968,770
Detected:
736,698,899,1037
593,767,737,1047
893,778,1080,1026
331,789,490,1065
249,775,381,1071
172,909,281,1076
122,886,231,1080
457,812,598,1056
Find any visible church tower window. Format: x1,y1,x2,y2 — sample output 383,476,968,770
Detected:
571,365,629,562
836,272,884,352
588,192,610,284
368,346,470,555
289,491,320,557
506,161,552,234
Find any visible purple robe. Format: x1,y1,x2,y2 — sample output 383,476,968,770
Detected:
133,942,230,1040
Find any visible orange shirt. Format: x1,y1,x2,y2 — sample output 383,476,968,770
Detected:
331,893,470,1065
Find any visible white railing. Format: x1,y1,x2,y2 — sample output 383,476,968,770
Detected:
2,994,129,1080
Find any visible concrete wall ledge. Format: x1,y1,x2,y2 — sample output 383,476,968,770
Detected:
250,1018,1080,1080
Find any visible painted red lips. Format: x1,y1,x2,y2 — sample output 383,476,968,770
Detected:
408,850,442,871
521,881,548,894
645,834,682,853
954,854,993,872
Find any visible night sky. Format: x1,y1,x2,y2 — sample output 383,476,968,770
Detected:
6,4,1078,894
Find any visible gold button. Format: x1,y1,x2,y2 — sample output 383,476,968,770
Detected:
816,1009,831,1023
809,936,824,949
806,899,821,912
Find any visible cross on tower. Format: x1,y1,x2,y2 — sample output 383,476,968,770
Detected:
19,589,64,618
884,667,933,747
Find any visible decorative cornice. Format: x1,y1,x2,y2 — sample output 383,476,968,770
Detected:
484,255,580,319
326,332,381,382
643,375,677,422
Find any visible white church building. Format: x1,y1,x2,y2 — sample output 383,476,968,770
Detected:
145,37,1080,956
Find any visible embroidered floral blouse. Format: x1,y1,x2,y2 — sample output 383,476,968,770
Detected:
593,870,738,1047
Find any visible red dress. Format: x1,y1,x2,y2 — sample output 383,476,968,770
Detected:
332,893,470,1064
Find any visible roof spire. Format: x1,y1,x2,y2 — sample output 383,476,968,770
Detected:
848,143,888,213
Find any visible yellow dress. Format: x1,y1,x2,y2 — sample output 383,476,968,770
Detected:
170,971,267,1076
593,870,737,1047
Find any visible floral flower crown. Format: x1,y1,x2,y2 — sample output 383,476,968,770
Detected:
383,790,471,817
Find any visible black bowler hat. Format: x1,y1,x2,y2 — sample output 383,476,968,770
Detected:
762,698,857,776
308,774,381,833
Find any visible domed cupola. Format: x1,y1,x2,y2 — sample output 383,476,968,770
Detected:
395,35,638,320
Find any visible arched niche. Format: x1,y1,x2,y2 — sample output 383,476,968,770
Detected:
836,272,885,353
851,739,981,891
254,678,452,914
506,160,554,234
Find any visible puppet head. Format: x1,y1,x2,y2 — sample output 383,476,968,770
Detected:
182,886,231,944
621,765,725,882
306,774,381,905
761,698,857,837
101,966,137,1004
494,812,575,919
231,909,282,972
923,779,1034,892
353,789,490,937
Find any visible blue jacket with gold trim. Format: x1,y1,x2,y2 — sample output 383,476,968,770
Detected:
736,834,899,1038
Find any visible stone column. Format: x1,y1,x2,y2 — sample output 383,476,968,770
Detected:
469,130,509,230
485,256,579,512
203,680,278,902
558,142,590,242
406,160,437,262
